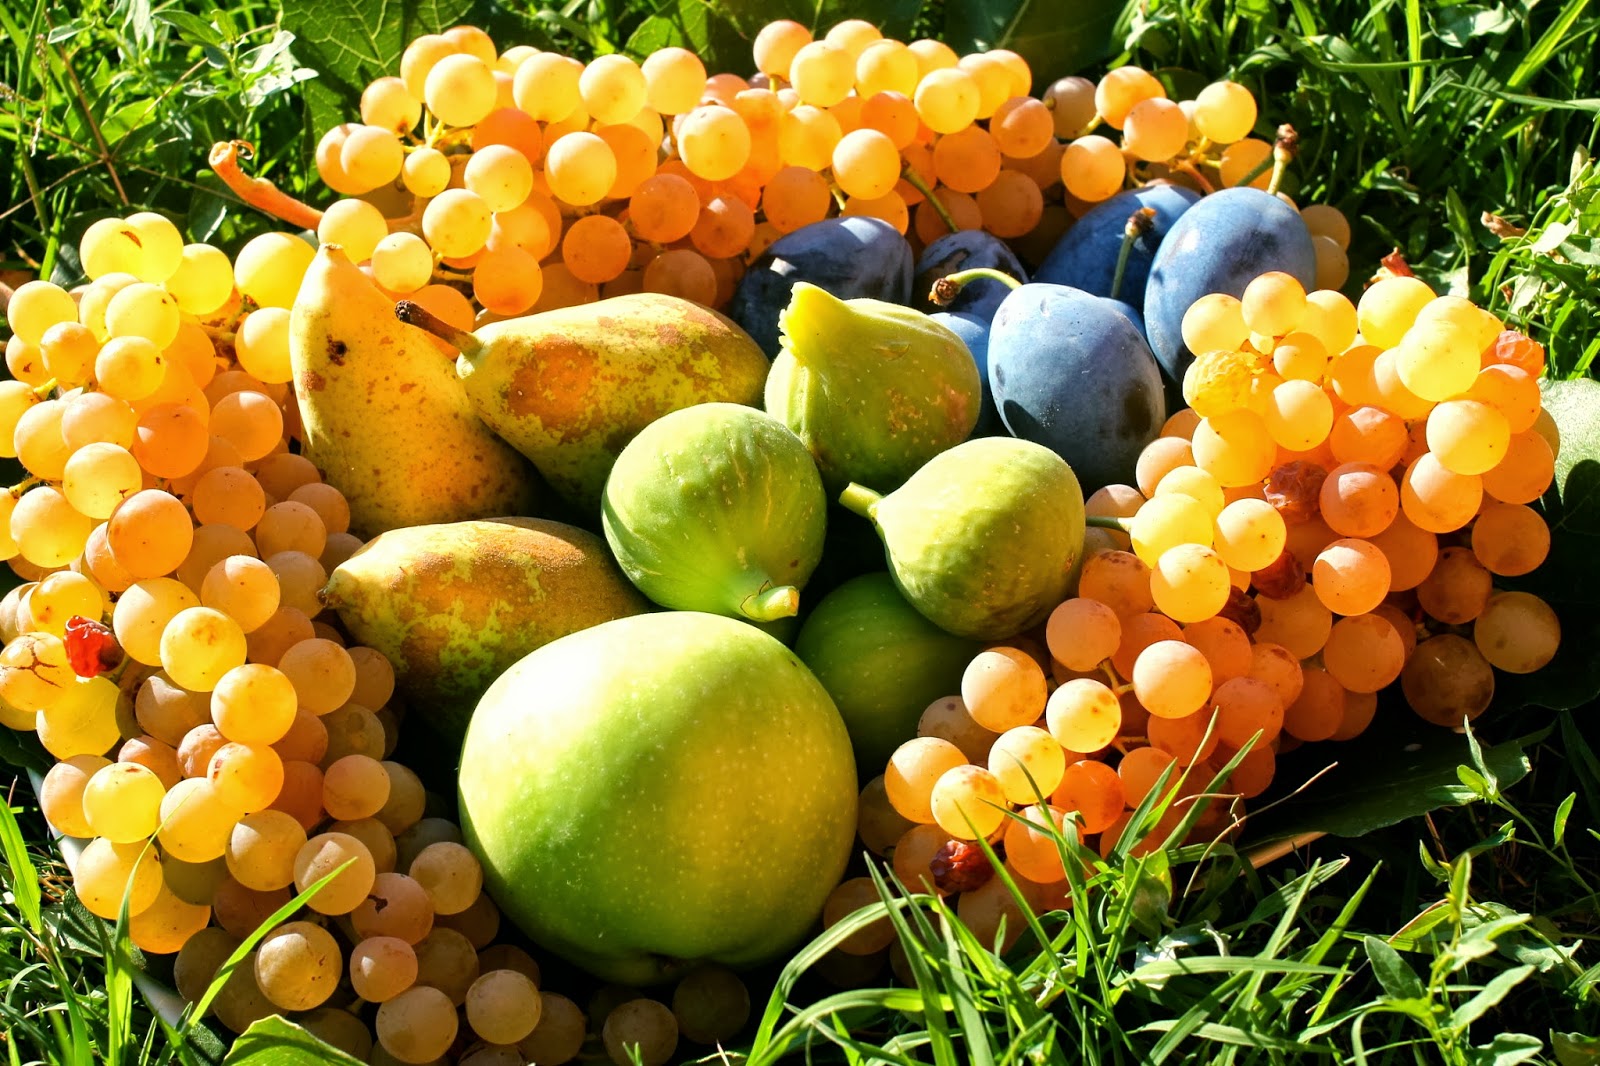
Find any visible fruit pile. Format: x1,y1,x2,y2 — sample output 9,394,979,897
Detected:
0,218,754,1064
214,14,1348,328
833,268,1561,952
0,13,1570,1066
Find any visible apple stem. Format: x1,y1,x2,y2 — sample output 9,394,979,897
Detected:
742,584,800,622
395,300,483,358
1110,208,1157,303
838,482,883,519
930,268,1023,307
1085,514,1134,533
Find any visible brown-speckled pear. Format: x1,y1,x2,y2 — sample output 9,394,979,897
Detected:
289,245,539,537
395,294,768,513
320,517,651,740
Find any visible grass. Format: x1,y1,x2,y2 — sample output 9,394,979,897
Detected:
2,0,1600,1062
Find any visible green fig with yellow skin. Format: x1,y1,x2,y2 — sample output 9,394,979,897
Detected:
602,403,826,624
289,245,538,537
767,282,981,493
320,517,650,740
396,294,768,513
840,437,1086,641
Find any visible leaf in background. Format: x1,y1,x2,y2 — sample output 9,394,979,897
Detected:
1244,714,1538,842
945,0,1124,90
280,0,472,133
222,1016,365,1065
621,0,745,71
706,0,924,40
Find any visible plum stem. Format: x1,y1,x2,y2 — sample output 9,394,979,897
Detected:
901,164,957,233
838,482,884,519
931,268,1023,306
741,584,801,622
1235,153,1274,189
1110,208,1157,302
1085,514,1134,533
395,300,482,358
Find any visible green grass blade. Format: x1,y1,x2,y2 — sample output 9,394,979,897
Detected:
0,794,42,934
175,858,355,1043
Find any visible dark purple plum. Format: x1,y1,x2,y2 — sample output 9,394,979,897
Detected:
914,230,1028,320
987,284,1166,492
1143,187,1318,385
929,310,1003,437
730,217,914,357
1032,183,1200,308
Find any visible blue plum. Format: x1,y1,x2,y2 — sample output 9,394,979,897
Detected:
987,284,1166,492
929,310,1004,437
1143,187,1318,385
914,230,1028,321
1032,183,1201,309
730,217,914,357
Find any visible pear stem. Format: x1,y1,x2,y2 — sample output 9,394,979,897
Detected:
1110,208,1157,303
838,482,883,519
929,267,1023,307
1085,514,1134,532
742,584,800,622
395,300,482,357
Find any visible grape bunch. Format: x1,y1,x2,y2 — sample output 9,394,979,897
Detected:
832,272,1561,955
214,18,1342,326
0,220,751,1066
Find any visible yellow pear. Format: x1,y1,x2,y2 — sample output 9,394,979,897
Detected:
289,245,538,536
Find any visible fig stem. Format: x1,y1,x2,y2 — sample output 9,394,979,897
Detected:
395,300,483,358
1084,514,1134,533
931,268,1023,307
838,482,884,519
900,164,957,234
1110,208,1157,303
742,584,801,622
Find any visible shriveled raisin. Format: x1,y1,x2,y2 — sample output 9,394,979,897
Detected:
1252,549,1306,600
1265,461,1327,524
929,839,993,894
1217,586,1262,635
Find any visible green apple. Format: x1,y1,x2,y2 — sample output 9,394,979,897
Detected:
458,611,859,986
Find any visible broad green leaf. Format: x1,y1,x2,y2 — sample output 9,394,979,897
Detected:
1363,935,1425,1000
699,0,922,43
944,0,1122,89
1243,719,1538,841
621,0,746,72
1452,964,1535,1031
1554,1031,1600,1066
222,1016,365,1065
1468,1032,1545,1066
280,0,471,132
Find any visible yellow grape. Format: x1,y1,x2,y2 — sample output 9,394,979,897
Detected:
1154,465,1225,518
360,75,422,133
82,761,166,843
914,68,981,134
234,308,293,384
641,46,706,115
678,105,752,181
208,742,285,813
1094,66,1164,129
1470,502,1550,577
1131,639,1212,719
1426,399,1510,475
26,571,104,635
425,54,497,128
1122,97,1189,161
401,147,451,197
1060,135,1124,202
831,128,901,200
75,837,162,920
1322,613,1405,693
39,754,112,839
1474,592,1559,674
855,40,918,98
1150,543,1231,623
1263,379,1334,451
1240,271,1307,338
1044,597,1121,671
1044,677,1121,753
1130,492,1213,564
929,764,1008,840
987,725,1066,803
234,233,315,310
211,663,298,746
544,132,617,206
1193,80,1257,143
62,442,142,520
7,280,79,345
788,41,854,107
421,189,492,258
1192,409,1275,487
961,646,1047,732
10,486,95,567
317,199,389,263
753,19,811,80
883,736,967,823
1311,539,1391,616
579,53,646,125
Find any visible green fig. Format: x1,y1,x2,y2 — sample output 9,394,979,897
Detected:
396,294,768,513
601,403,826,623
795,572,980,773
767,282,980,492
288,245,539,536
840,437,1085,640
320,517,650,740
